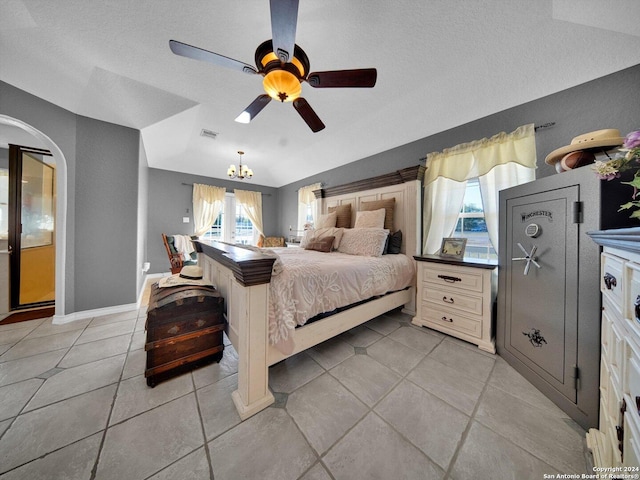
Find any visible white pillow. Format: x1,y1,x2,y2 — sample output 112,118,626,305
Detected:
315,212,337,228
337,228,389,257
300,227,344,250
354,208,385,229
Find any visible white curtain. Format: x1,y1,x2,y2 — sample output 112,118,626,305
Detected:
478,162,536,254
297,182,322,230
192,183,226,237
234,189,264,244
423,124,537,254
423,178,468,254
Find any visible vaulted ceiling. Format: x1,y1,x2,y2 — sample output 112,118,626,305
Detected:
2,0,640,187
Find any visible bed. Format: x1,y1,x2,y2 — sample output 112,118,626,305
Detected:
196,166,423,420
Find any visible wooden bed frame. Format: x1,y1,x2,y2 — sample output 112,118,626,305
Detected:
196,166,424,420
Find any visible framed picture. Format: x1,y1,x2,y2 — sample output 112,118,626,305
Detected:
440,237,467,259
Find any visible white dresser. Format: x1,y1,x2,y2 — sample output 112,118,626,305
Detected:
411,255,497,353
586,231,640,469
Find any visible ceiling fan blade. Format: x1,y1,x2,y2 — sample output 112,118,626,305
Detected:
307,68,377,88
169,40,257,75
269,0,298,63
235,94,272,123
293,98,325,133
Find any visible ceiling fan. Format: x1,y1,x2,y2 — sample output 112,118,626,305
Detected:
169,0,377,132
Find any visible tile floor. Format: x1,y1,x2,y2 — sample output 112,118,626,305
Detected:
0,299,591,479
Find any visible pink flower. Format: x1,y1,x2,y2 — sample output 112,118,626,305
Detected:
624,130,640,149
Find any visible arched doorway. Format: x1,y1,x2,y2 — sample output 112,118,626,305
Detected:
0,115,67,320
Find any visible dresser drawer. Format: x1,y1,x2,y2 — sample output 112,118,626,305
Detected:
624,398,640,468
421,304,482,338
602,304,613,362
602,252,624,309
422,286,483,316
610,320,624,385
626,261,640,329
626,341,640,406
421,265,484,293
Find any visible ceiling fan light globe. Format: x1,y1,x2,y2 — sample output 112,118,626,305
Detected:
263,70,301,102
234,111,251,124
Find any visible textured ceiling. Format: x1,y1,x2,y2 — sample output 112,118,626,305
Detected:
2,0,640,187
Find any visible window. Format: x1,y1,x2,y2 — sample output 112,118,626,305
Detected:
200,193,255,244
453,179,497,261
297,182,321,232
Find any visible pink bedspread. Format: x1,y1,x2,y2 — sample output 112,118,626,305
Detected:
266,248,415,353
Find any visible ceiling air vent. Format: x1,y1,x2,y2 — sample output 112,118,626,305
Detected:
200,129,218,139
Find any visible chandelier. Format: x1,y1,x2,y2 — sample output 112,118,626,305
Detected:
227,151,253,180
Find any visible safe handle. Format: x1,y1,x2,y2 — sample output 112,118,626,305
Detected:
437,275,461,283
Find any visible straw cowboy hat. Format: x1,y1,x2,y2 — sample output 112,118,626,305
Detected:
158,265,214,288
545,129,624,165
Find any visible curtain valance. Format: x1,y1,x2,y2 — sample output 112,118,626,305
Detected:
424,124,537,185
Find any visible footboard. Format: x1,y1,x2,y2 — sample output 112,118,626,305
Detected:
197,240,276,420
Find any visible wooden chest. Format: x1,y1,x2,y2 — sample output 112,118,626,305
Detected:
145,283,225,387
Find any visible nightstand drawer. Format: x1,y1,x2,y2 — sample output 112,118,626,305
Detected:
421,304,482,338
421,266,484,293
422,287,483,316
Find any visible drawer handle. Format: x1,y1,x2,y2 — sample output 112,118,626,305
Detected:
437,275,461,283
442,296,454,304
604,272,617,290
636,396,640,417
441,316,453,323
635,295,640,324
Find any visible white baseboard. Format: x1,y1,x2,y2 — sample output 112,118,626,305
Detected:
53,302,138,325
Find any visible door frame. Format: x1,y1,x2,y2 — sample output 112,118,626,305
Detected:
0,115,68,320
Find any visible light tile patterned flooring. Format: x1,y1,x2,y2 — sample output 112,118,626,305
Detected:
0,295,591,479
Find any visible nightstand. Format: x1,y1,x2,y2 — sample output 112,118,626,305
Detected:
412,255,497,353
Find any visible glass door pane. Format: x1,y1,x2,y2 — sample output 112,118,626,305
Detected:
20,152,55,305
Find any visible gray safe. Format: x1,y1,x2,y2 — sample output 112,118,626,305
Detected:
497,166,602,430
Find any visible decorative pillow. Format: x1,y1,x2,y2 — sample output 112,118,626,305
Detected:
354,208,385,229
384,230,403,254
315,212,337,228
328,204,352,228
337,228,389,257
300,227,344,250
360,198,395,230
305,236,335,253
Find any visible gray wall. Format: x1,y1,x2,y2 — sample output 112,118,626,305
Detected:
0,80,141,313
277,64,640,235
147,168,279,274
74,116,140,311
